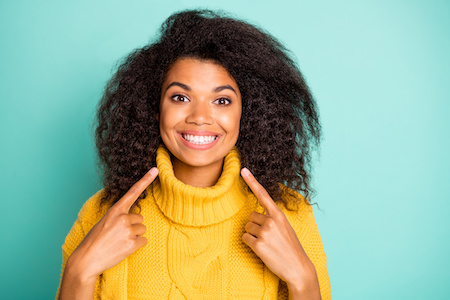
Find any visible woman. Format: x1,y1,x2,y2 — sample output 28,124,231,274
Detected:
57,9,330,299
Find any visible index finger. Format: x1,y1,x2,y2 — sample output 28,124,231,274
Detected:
241,168,279,216
113,167,159,212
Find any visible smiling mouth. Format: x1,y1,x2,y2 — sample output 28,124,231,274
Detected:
181,133,218,145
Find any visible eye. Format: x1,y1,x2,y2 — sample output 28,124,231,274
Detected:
214,98,231,105
171,95,189,102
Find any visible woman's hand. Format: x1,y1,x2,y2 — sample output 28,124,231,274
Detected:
240,168,321,300
59,167,158,299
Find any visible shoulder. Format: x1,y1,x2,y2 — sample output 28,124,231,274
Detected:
275,186,331,299
276,184,312,218
275,184,315,238
61,189,110,257
76,189,109,230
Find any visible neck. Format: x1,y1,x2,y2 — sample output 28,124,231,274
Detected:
153,144,248,226
172,156,224,188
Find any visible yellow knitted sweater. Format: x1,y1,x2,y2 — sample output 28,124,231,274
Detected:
57,146,330,299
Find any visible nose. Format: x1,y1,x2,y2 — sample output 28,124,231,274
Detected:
185,101,213,125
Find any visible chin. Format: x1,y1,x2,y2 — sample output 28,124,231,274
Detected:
178,153,223,168
163,136,237,170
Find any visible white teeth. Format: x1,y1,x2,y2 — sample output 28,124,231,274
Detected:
182,134,217,145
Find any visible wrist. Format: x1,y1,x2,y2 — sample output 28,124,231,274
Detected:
287,280,321,300
286,261,321,300
59,254,97,299
65,253,98,286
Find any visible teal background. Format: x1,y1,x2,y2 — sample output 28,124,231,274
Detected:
1,0,449,299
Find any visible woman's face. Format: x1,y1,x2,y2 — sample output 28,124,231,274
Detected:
159,57,242,171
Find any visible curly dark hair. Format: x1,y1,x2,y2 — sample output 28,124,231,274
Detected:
95,9,321,208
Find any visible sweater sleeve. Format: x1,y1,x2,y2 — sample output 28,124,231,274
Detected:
277,195,331,300
55,190,107,300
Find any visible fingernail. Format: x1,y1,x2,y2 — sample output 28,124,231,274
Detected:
149,168,159,176
241,168,250,176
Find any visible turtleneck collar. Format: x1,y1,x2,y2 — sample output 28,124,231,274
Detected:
152,145,248,227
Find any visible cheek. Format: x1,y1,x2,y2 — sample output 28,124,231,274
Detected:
159,104,180,130
159,104,173,137
219,108,242,137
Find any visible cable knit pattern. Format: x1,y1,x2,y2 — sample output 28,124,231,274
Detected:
57,145,331,299
153,145,247,226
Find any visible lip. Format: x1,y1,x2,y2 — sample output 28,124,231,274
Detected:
177,131,221,150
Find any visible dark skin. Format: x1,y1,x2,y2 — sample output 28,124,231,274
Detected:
58,59,321,299
58,168,321,300
58,168,159,299
241,168,321,299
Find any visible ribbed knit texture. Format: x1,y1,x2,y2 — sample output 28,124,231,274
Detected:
57,145,331,299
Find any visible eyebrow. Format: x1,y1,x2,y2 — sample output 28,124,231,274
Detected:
214,85,237,94
165,81,237,95
166,82,190,91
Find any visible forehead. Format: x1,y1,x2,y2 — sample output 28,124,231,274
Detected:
162,58,239,90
